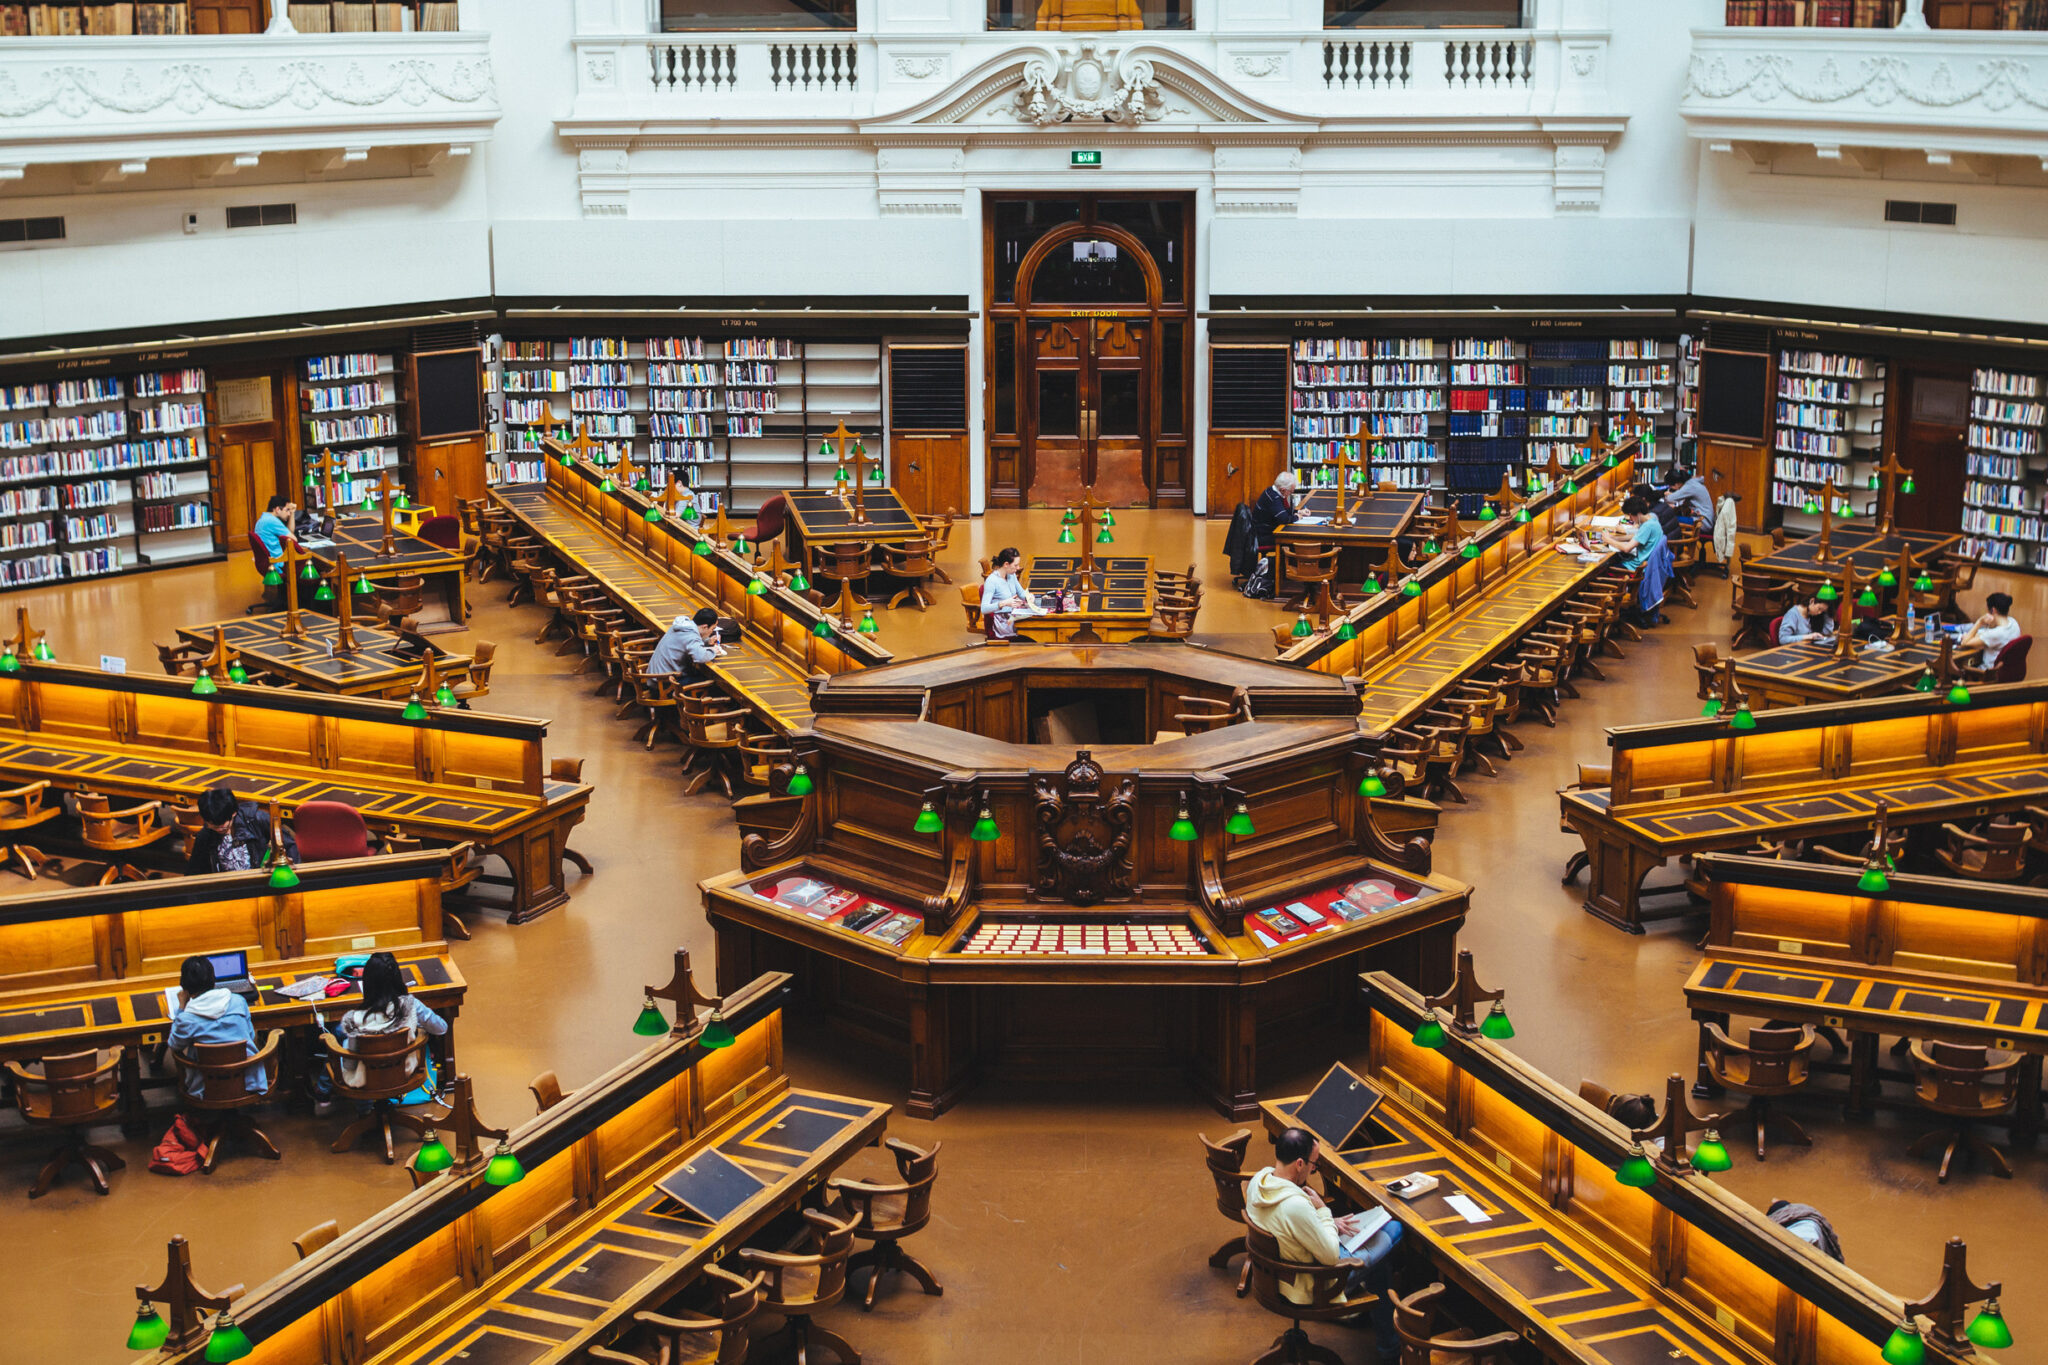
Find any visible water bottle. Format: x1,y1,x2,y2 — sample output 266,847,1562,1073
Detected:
1927,612,1939,646
1905,604,1917,640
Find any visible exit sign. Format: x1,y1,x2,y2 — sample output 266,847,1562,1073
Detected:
1071,150,1102,168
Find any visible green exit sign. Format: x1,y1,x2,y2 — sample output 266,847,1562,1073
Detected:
1071,150,1103,169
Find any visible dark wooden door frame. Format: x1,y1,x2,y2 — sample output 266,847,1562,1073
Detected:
1890,361,1971,535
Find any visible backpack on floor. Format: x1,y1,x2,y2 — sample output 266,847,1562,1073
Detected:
1241,557,1274,600
149,1115,204,1176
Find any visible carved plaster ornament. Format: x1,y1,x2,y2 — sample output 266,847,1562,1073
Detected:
1014,42,1163,125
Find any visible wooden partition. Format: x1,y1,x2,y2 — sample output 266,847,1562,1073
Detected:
154,972,891,1365
1259,971,1978,1365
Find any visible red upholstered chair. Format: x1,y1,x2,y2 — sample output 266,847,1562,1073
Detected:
418,515,461,550
293,801,372,862
749,494,789,548
1964,634,2033,684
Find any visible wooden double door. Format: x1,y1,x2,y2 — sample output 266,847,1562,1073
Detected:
1027,314,1151,508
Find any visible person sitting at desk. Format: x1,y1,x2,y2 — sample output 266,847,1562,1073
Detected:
1594,496,1671,625
1961,591,2022,668
328,952,447,1090
252,494,298,568
1662,466,1713,526
980,547,1042,640
1250,471,1303,551
188,784,297,875
167,955,264,1099
1246,1126,1403,1365
1767,1199,1844,1263
648,608,724,682
1777,595,1837,646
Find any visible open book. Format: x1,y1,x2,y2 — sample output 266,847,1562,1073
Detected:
1339,1206,1393,1257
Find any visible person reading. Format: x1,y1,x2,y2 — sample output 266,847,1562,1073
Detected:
1778,595,1837,646
1961,591,2022,668
1245,1126,1403,1365
1661,467,1713,526
1250,471,1303,550
251,494,298,569
189,784,297,875
980,547,1043,640
327,952,448,1090
649,607,724,681
167,955,265,1099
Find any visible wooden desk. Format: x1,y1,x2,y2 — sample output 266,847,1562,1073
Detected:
1732,636,1952,710
1561,680,2048,932
176,614,471,700
1259,970,1976,1365
781,485,925,554
1750,523,1961,590
152,972,891,1365
0,663,590,923
1014,554,1157,644
305,516,467,635
1277,487,1427,582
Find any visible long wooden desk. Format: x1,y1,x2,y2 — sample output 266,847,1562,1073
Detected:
1015,554,1157,644
1561,680,2048,932
176,613,471,700
1277,486,1428,583
1731,635,1952,710
1685,852,2048,1131
304,515,467,635
1750,521,1961,590
1260,970,1978,1365
781,484,924,551
152,972,891,1365
0,663,590,923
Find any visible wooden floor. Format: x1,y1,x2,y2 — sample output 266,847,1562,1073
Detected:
5,508,2048,1364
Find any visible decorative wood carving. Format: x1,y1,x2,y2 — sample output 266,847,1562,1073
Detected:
920,773,979,930
1032,749,1135,905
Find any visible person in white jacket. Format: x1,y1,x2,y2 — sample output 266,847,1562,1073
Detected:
1244,1127,1404,1363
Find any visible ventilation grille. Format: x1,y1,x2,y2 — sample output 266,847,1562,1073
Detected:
413,321,481,351
226,203,296,229
888,348,967,431
1211,346,1289,430
1885,200,1957,226
0,217,64,243
1705,322,1770,353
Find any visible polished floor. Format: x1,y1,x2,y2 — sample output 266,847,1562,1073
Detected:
7,510,2048,1364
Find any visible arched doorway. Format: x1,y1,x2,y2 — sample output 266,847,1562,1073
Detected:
984,195,1194,508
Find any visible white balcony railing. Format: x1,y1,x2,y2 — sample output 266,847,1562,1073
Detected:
0,32,501,178
1682,26,2048,159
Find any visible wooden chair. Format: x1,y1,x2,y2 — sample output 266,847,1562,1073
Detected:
1908,566,1959,622
1148,590,1200,640
1511,632,1572,727
1200,1129,1255,1296
596,620,659,702
1700,1022,1816,1160
1665,525,1702,609
1906,1040,2020,1183
4,1047,125,1197
1691,643,1721,701
1174,696,1237,736
737,1207,861,1365
913,512,956,584
0,778,61,879
320,1028,437,1165
1390,1284,1518,1365
1155,562,1202,598
170,1030,284,1173
450,640,496,704
828,1137,943,1311
679,689,749,799
293,1220,339,1260
1409,708,1472,804
621,665,683,749
1963,635,2033,685
545,757,594,880
738,733,793,794
1730,553,1791,649
75,791,175,882
1560,763,1613,885
1278,541,1343,613
1244,1223,1374,1365
372,576,426,627
1933,818,2030,882
1442,683,1511,777
155,640,208,676
530,1070,568,1114
959,580,983,634
876,537,938,611
630,1265,766,1365
810,541,876,602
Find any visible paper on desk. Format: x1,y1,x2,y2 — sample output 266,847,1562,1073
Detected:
1339,1206,1393,1256
1296,514,1331,526
1443,1193,1491,1224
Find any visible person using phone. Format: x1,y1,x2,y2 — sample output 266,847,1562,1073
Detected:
980,547,1042,641
1245,1126,1403,1364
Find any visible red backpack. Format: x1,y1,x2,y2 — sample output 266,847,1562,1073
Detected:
148,1115,204,1176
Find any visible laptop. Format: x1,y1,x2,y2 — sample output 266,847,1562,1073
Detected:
206,949,260,1001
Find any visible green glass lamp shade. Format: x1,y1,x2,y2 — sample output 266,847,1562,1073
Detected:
1057,527,1076,545
635,476,652,492
914,801,944,834
434,684,459,709
1604,452,1619,468
745,576,767,597
1292,614,1313,638
1857,588,1879,607
352,574,374,596
1568,480,1581,494
227,662,248,685
267,859,300,890
1411,1015,1447,1049
600,478,615,493
819,439,835,458
858,610,878,635
192,671,219,696
1515,507,1531,523
1878,569,1897,587
204,1312,254,1363
644,506,662,523
1362,575,1381,595
1101,509,1115,527
632,992,668,1036
0,646,16,675
1336,620,1356,641
402,694,429,721
812,619,834,638
313,582,336,602
1857,862,1891,894
970,808,1000,842
1728,703,1757,731
1689,1130,1733,1173
681,504,700,522
1913,572,1934,592
560,452,575,467
1815,581,1838,602
1225,804,1256,837
699,1010,736,1050
1947,683,1972,706
1479,1001,1515,1040
1461,542,1480,560
1095,526,1114,544
1479,504,1498,521
1360,771,1388,799
127,1303,170,1352
1915,670,1936,693
262,567,284,587
1802,497,1820,515
1169,811,1199,842
788,570,810,592
870,465,885,484
785,764,815,797
1062,508,1078,525
414,1129,454,1172
1901,476,1917,495
1401,579,1421,598
1869,472,1881,490
834,465,848,485
1701,697,1724,718
1422,538,1439,556
692,539,711,556
484,1141,526,1186
1881,1321,1927,1365
305,471,318,488
1967,1301,2014,1351
301,561,319,580
1615,1144,1658,1188
732,535,750,556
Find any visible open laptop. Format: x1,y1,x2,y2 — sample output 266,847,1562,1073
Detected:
206,949,260,1001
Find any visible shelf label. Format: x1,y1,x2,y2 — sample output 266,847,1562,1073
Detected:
1071,150,1103,169
99,655,125,674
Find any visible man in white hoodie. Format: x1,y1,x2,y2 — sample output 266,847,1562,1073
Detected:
1245,1127,1404,1363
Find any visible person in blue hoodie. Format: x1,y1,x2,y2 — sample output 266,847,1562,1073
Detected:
166,956,265,1099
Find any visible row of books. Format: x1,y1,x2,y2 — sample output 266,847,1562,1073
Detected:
284,2,459,32
1292,391,1442,414
1293,365,1444,388
1724,0,1901,24
0,4,194,35
1964,479,2033,512
1293,338,1433,361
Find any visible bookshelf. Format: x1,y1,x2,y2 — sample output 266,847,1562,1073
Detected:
1960,365,2046,569
1770,346,1883,532
1526,339,1603,483
1449,338,1526,517
1288,339,1443,495
0,364,216,586
1677,334,1701,447
301,352,406,516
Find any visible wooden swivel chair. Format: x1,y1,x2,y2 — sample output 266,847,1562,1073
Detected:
1691,644,1721,701
293,1220,340,1260
1559,763,1612,885
5,1046,125,1197
293,800,372,862
876,537,938,611
373,576,426,627
737,1207,861,1365
1390,1284,1518,1365
320,1028,437,1165
450,640,496,704
1278,541,1343,613
1935,818,2031,883
811,541,875,602
170,1030,284,1173
530,1070,568,1113
1148,590,1201,640
0,778,61,879
546,757,594,878
959,579,983,633
156,640,208,676
630,1265,766,1365
679,688,749,799
75,791,175,883
1200,1129,1255,1296
1730,554,1790,649
738,733,794,795
1244,1223,1374,1365
1700,1022,1816,1159
1906,1040,2020,1183
828,1137,943,1311
1174,696,1237,736
1960,634,2032,684
916,512,956,583
622,665,683,749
